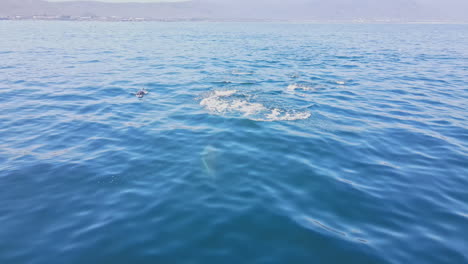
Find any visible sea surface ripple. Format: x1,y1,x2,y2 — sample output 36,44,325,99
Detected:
0,22,467,264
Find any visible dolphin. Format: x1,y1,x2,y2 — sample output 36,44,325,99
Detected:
135,89,149,98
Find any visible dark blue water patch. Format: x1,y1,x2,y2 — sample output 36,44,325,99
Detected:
129,56,149,61
77,103,110,115
388,89,410,95
415,54,459,61
337,90,358,97
101,72,118,76
97,50,114,54
164,71,182,75
108,87,134,97
79,59,101,64
109,80,133,85
333,55,366,60
149,64,166,69
38,93,96,102
400,75,451,85
174,64,204,70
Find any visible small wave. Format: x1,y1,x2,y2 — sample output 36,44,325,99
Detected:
336,81,346,85
79,59,100,64
200,90,310,121
211,80,233,84
231,70,254,75
212,80,257,85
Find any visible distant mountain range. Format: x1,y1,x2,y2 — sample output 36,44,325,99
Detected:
1,0,467,22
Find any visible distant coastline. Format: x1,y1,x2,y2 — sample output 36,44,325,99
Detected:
2,0,467,24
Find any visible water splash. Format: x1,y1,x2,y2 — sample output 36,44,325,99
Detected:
200,90,311,121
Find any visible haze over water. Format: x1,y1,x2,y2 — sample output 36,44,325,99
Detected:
1,21,467,264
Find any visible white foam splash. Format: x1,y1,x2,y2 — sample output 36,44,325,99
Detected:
287,84,314,91
213,90,237,97
200,91,266,116
336,81,346,85
200,90,310,121
264,108,312,121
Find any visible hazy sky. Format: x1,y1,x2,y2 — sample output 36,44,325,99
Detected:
46,0,187,2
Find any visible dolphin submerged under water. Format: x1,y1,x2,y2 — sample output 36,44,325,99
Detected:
201,145,219,178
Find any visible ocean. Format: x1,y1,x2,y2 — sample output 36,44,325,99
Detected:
0,21,467,264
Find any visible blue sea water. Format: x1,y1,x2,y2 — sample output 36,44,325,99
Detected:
0,21,467,264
